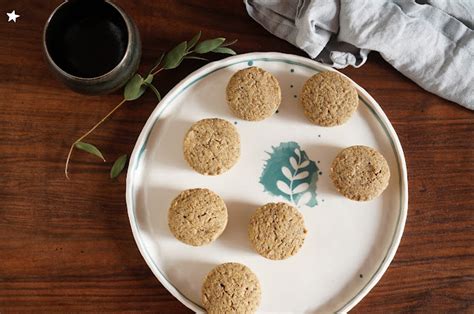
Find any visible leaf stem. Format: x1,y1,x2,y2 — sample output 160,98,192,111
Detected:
151,67,164,76
289,153,302,204
65,98,128,179
289,168,297,204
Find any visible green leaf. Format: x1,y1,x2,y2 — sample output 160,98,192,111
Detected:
163,41,187,69
194,38,225,54
144,74,154,85
75,141,105,161
184,56,209,61
212,47,236,55
110,154,128,179
221,39,238,47
124,74,147,101
187,31,201,51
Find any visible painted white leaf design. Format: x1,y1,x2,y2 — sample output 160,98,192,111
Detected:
276,180,292,195
292,182,309,194
300,160,310,168
289,157,298,170
259,142,320,208
281,167,293,180
293,171,309,180
297,192,312,207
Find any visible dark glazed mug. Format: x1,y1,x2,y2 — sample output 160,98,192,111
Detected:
43,0,141,95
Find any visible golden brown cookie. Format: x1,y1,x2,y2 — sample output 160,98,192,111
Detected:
202,262,261,314
300,71,358,126
183,118,240,175
330,145,390,201
226,67,281,121
248,202,307,260
168,188,228,246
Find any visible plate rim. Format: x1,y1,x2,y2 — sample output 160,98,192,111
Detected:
125,52,409,313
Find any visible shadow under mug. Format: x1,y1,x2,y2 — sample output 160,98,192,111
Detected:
43,0,141,95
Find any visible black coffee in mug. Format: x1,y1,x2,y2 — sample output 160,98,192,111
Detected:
45,0,128,78
44,0,141,94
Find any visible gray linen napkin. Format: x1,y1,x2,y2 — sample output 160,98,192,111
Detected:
245,0,474,110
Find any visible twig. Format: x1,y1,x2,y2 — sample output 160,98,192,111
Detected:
65,98,128,179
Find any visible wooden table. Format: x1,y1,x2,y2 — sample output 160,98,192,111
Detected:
1,0,472,312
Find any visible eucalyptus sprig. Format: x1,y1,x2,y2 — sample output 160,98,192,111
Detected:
65,32,236,179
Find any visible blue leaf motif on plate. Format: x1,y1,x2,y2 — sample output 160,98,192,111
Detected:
259,142,319,208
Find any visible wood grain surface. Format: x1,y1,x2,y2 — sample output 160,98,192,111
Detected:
0,0,473,312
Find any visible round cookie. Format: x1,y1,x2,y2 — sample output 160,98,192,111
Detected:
300,71,358,126
183,118,240,175
330,145,390,201
168,188,228,246
226,66,281,121
248,202,307,260
202,262,261,314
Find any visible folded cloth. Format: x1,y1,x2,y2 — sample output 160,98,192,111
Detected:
245,0,474,110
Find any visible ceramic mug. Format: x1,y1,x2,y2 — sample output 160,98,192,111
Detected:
43,0,141,95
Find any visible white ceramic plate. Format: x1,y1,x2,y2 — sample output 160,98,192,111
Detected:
126,52,408,313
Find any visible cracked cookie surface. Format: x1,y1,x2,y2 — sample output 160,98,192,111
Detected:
330,145,390,201
183,118,240,175
201,262,261,314
168,188,227,246
248,202,307,260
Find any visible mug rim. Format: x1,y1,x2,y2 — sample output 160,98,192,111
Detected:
43,0,133,82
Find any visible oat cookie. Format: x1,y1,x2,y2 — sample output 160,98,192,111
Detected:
168,188,228,246
183,118,240,175
226,67,281,121
300,71,358,126
248,202,307,260
330,145,390,201
202,262,261,314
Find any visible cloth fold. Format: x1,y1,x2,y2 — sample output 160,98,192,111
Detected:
245,0,474,110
